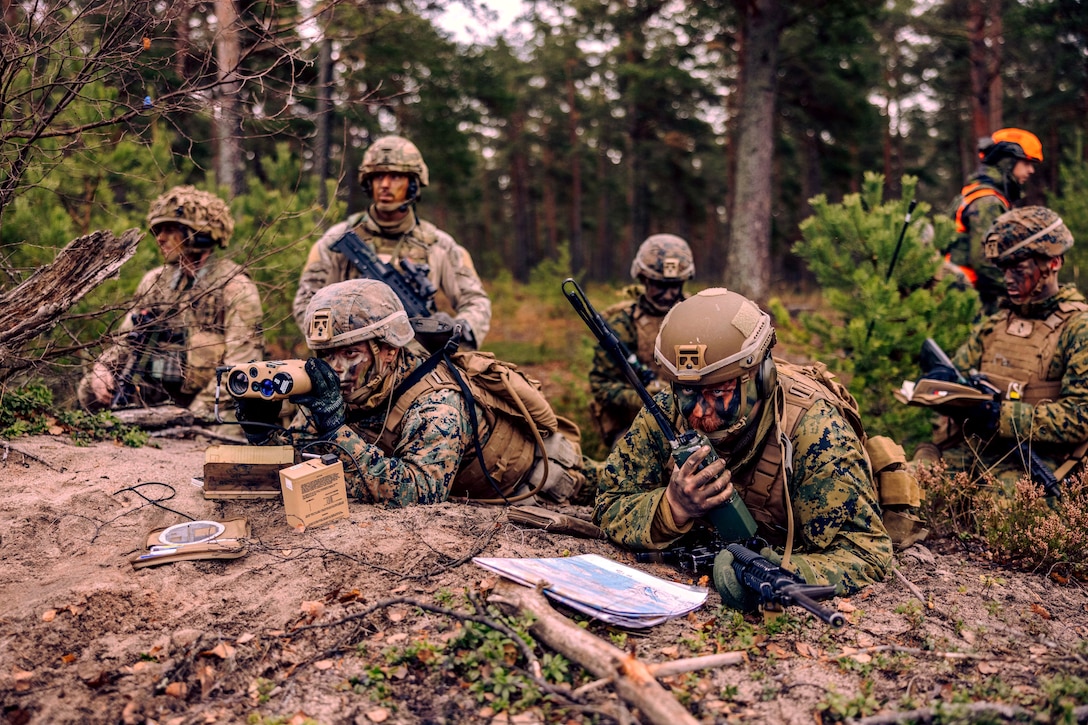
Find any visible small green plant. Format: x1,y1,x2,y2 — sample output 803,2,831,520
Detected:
787,172,978,447
894,599,926,628
0,382,148,446
817,680,881,722
609,630,628,649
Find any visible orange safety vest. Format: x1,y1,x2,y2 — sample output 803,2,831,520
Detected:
948,182,1010,286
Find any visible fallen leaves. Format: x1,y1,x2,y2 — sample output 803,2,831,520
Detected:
200,643,236,660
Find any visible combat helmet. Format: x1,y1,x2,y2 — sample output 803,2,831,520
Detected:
655,288,777,439
358,136,430,190
630,234,695,282
979,128,1043,166
147,185,235,248
983,206,1073,265
304,279,415,351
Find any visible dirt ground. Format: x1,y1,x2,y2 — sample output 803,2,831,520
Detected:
2,433,1087,725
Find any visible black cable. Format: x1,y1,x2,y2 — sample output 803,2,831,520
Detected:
111,481,196,521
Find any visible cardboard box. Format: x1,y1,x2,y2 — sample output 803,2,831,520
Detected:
279,458,349,530
203,445,296,499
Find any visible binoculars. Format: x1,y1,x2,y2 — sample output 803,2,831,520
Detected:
225,360,311,400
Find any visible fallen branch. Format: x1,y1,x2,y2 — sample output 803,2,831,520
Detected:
489,580,700,725
0,228,141,369
891,568,926,602
150,426,247,445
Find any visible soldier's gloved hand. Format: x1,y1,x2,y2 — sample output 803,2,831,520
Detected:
961,399,1000,439
712,549,757,612
290,358,346,436
758,547,820,585
233,397,282,445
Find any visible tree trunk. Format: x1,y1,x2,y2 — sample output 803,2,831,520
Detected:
566,59,585,275
509,110,534,282
315,37,333,207
0,229,142,376
215,0,244,197
541,144,558,260
594,146,612,281
724,0,782,303
967,0,1003,140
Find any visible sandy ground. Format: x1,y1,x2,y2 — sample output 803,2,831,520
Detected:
1,434,1087,725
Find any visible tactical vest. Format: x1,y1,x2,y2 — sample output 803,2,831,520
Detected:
347,212,439,267
374,351,578,501
947,183,1010,285
954,183,1009,234
733,361,919,545
632,305,667,379
975,301,1088,404
145,259,240,396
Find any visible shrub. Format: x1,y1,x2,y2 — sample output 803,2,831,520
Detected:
785,172,979,450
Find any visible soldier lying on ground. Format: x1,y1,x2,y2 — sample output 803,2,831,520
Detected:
593,288,892,609
237,279,584,506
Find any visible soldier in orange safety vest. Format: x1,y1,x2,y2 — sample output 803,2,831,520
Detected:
945,128,1043,315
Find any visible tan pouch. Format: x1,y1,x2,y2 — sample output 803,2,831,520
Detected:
506,506,604,539
130,517,249,569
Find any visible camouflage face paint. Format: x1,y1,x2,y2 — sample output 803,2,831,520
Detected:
1000,257,1046,304
675,379,740,433
642,279,684,313
318,343,374,394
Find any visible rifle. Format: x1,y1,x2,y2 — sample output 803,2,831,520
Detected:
112,309,182,408
331,230,436,319
725,543,846,628
636,542,846,628
917,338,1062,500
331,231,454,352
562,278,757,541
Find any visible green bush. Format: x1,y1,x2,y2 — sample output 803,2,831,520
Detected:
783,172,979,450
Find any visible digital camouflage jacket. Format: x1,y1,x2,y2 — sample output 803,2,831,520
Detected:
299,345,477,507
946,284,1088,480
588,295,669,444
293,210,491,345
593,378,892,596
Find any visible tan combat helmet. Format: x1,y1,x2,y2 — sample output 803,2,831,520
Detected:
147,185,235,248
630,234,696,282
655,288,777,439
304,279,415,351
983,206,1073,265
358,136,430,189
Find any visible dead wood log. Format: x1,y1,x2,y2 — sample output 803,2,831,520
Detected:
489,580,700,725
0,228,141,369
111,405,196,430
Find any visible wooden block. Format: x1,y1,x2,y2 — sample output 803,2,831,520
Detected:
203,445,296,500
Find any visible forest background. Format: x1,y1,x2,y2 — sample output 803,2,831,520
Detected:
3,0,1088,457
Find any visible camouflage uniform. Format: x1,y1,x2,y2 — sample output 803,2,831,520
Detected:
78,187,264,421
947,163,1011,312
943,284,1088,484
303,343,478,506
589,235,693,447
286,279,581,507
594,384,892,595
293,136,491,345
293,215,491,343
947,130,1043,315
